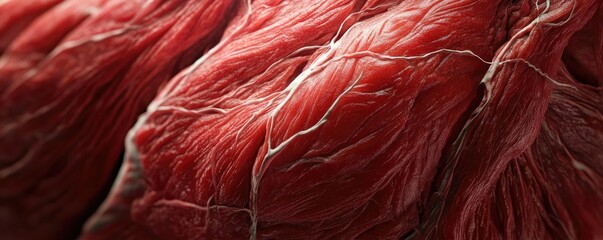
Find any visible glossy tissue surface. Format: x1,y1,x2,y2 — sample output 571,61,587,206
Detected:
0,0,602,239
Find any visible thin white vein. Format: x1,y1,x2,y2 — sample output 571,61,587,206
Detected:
50,26,139,58
500,58,577,90
247,43,338,240
156,105,227,115
84,6,100,15
267,72,363,159
138,2,396,120
429,0,578,231
152,1,273,109
155,198,252,214
141,0,153,11
541,122,597,184
535,0,552,23
545,0,576,27
337,48,491,64
331,48,571,92
122,0,260,186
2,25,139,101
0,125,64,177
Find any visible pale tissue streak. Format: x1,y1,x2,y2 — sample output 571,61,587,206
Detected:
155,199,252,215
131,1,395,130
156,105,227,115
535,0,541,10
238,93,281,107
249,66,361,239
155,91,279,119
329,2,399,47
544,0,576,27
1,0,564,189
1,73,142,135
3,25,140,100
248,2,575,238
249,42,341,240
0,124,65,178
371,89,390,96
283,157,330,172
154,1,277,107
541,122,597,185
203,195,253,233
203,44,324,113
245,0,252,16
120,0,261,195
1,48,560,141
282,123,380,172
84,6,101,15
232,1,395,118
536,0,552,21
104,1,259,235
478,0,561,102
557,94,603,119
405,3,579,229
233,0,395,101
446,0,574,159
128,0,259,175
84,0,580,237
257,52,339,179
267,72,363,159
209,51,316,111
235,112,260,142
337,48,491,64
262,43,340,159
500,58,577,90
332,47,570,90
50,26,140,58
0,102,58,134
141,0,153,11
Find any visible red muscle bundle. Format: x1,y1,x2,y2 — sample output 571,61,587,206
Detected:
1,0,602,239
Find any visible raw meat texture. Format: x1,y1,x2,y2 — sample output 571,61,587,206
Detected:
0,0,236,238
562,7,603,91
416,1,603,239
0,0,64,53
0,0,601,239
82,0,603,239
